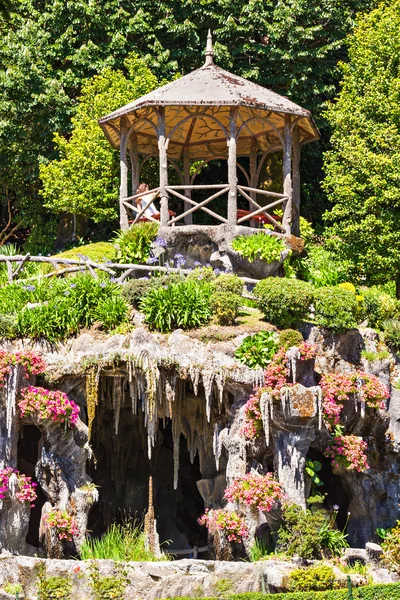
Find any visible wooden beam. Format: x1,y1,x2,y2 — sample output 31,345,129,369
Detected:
282,114,293,235
227,108,238,227
158,107,169,227
119,116,130,231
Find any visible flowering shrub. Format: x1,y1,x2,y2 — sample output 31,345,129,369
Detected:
0,467,37,505
0,350,46,386
18,386,80,427
198,509,249,543
242,342,317,439
320,371,389,426
43,509,79,541
224,473,285,512
325,433,369,472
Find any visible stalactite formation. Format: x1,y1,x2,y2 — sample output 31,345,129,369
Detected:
86,366,99,440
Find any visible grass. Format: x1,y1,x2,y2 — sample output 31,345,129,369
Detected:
79,520,168,562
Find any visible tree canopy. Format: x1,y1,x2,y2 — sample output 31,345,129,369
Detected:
0,0,377,247
323,1,400,292
39,55,159,223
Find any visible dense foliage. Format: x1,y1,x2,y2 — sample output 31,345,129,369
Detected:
254,278,314,328
140,279,212,332
0,0,377,248
288,565,337,592
231,234,286,264
313,286,358,332
234,330,279,370
323,1,400,292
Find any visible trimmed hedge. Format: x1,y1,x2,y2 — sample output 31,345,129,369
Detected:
163,582,400,600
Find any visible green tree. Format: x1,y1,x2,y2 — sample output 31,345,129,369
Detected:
323,1,400,294
39,55,159,222
0,0,377,246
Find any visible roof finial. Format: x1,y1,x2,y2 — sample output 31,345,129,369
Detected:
204,29,214,66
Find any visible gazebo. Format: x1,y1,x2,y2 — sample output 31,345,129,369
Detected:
99,32,319,238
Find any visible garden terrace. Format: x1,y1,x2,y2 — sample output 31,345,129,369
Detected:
98,32,319,237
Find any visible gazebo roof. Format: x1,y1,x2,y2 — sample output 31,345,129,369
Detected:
99,33,319,160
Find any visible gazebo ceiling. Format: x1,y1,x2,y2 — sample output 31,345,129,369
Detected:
99,39,320,161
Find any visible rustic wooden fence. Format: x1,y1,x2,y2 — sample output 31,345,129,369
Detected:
0,255,260,285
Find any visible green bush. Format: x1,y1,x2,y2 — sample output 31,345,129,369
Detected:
234,330,279,369
277,504,348,560
112,222,159,264
278,329,304,350
254,278,314,328
122,275,180,308
382,520,400,575
187,266,216,282
211,274,243,296
382,320,400,351
140,279,212,332
162,582,400,600
302,245,350,288
313,286,359,332
362,287,399,330
92,296,130,331
210,292,241,325
289,565,337,592
231,233,286,263
16,298,81,343
88,561,129,600
0,273,126,341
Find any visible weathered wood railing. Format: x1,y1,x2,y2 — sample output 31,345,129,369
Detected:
0,255,261,285
121,183,287,230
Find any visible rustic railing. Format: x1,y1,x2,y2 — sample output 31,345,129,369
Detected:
121,183,287,229
0,255,261,285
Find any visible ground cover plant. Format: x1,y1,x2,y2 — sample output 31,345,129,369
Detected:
234,330,279,369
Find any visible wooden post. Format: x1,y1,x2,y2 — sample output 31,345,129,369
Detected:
129,134,140,200
282,114,293,235
158,107,169,227
183,149,192,225
249,139,257,228
227,108,238,227
292,126,301,238
119,116,130,231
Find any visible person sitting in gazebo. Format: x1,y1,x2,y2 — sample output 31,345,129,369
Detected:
136,183,159,220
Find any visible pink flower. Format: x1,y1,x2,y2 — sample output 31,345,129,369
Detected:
224,473,285,512
43,509,79,541
18,386,80,428
325,434,369,472
198,509,249,543
0,468,37,505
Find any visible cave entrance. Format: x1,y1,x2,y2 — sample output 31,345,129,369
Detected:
88,406,207,556
307,448,350,530
17,425,46,548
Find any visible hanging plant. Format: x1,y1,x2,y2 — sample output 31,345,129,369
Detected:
0,467,37,506
18,386,80,427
